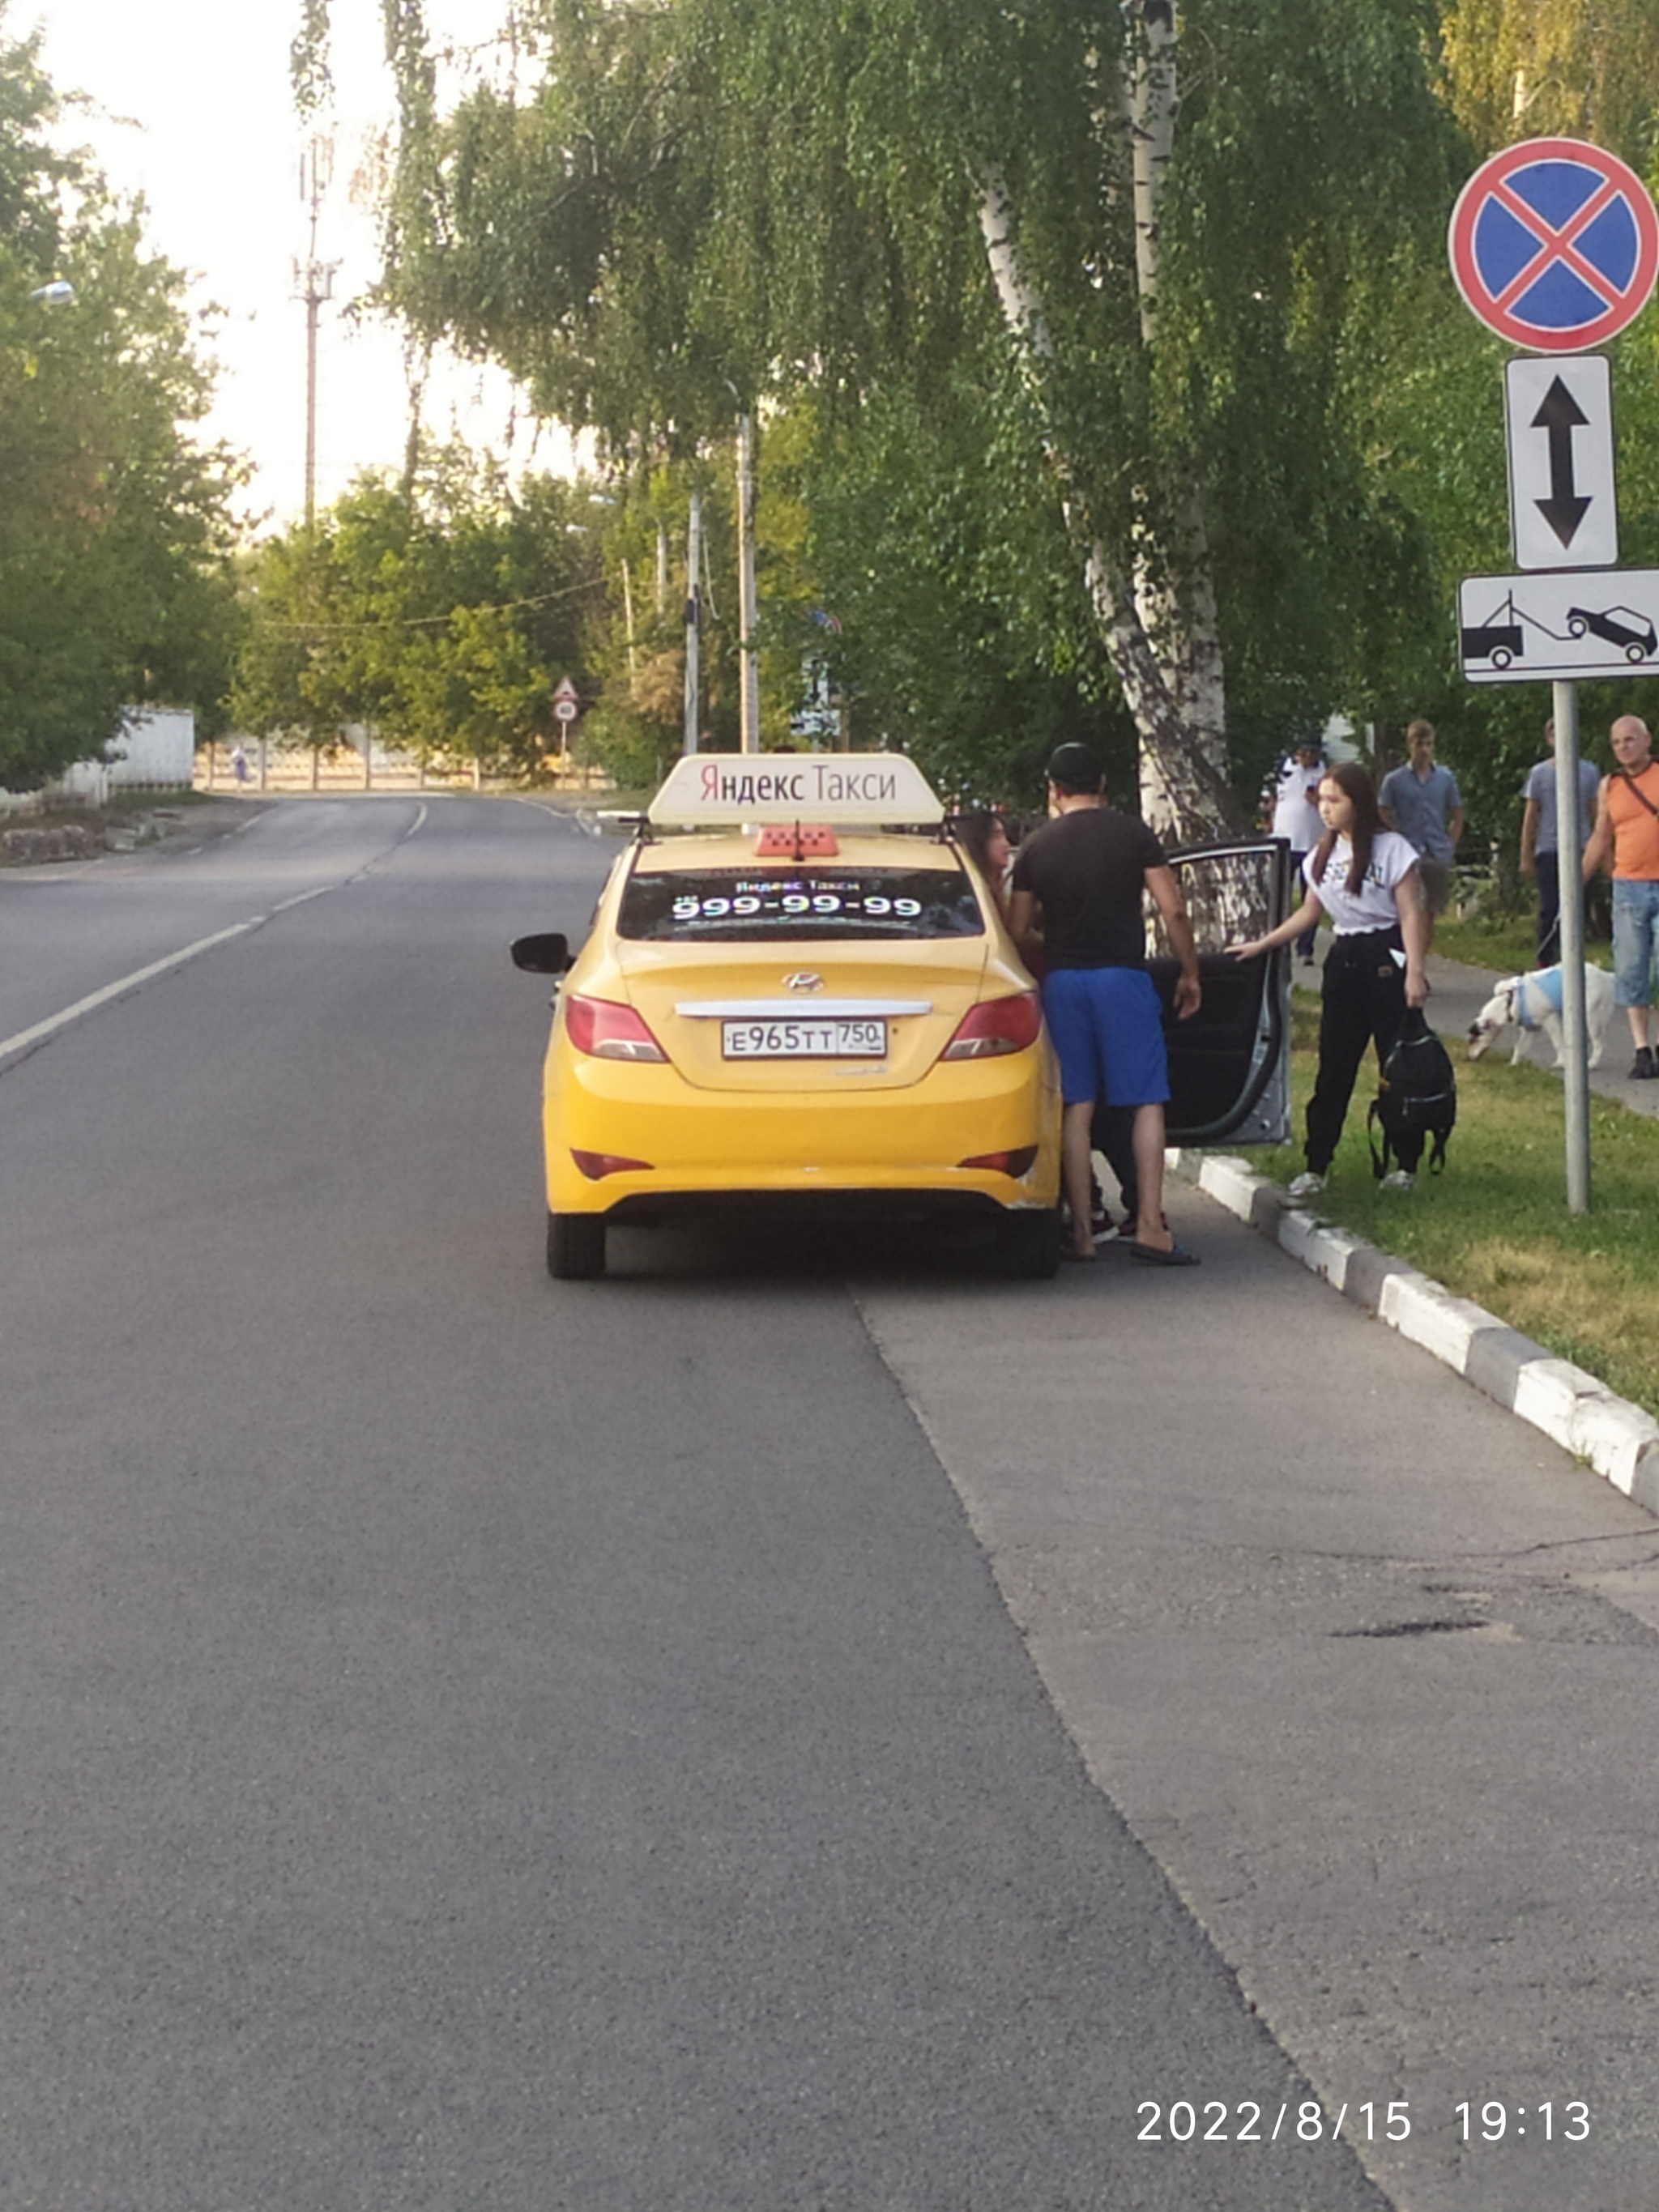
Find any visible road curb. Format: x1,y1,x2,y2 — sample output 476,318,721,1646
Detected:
1172,1149,1659,1517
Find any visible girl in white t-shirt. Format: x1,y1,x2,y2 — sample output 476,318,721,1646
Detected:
1230,763,1429,1196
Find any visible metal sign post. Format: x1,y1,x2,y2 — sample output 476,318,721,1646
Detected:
1448,136,1659,1215
1552,681,1592,1212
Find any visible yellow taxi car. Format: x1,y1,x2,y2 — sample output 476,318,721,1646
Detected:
510,753,1064,1278
512,753,1296,1281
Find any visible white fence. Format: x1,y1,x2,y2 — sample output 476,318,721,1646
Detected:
0,706,197,813
198,735,611,795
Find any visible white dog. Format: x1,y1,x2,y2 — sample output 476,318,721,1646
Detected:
1467,962,1614,1071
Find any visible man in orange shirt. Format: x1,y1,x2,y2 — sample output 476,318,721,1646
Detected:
1582,714,1659,1079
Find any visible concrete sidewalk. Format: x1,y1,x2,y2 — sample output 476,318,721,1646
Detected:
855,971,1659,2208
1177,942,1659,1513
857,1179,1659,2212
1417,948,1659,1116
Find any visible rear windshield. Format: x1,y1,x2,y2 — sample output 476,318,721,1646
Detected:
618,867,984,942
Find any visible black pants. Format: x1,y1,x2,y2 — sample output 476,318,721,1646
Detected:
1305,928,1421,1174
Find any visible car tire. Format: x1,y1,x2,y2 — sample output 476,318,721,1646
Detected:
548,1210,606,1281
996,1205,1060,1280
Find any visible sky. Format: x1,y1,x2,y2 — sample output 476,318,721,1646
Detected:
28,0,574,532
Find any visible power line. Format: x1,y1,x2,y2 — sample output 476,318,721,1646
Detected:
254,574,606,635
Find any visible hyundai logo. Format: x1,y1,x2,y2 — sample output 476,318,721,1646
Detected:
783,972,825,992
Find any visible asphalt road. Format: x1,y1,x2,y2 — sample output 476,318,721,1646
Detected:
2,796,1653,2210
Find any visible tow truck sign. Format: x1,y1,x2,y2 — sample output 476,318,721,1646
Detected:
1459,570,1659,682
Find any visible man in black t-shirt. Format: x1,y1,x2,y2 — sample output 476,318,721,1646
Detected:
1009,744,1202,1265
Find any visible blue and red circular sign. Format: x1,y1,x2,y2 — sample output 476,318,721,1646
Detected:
1449,138,1659,351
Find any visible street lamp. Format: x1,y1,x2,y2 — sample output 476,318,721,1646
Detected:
28,281,75,306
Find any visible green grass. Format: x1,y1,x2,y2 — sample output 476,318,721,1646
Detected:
1431,908,1613,974
112,786,217,812
1244,999,1659,1419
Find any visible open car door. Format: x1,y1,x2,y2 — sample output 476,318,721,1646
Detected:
1146,838,1294,1146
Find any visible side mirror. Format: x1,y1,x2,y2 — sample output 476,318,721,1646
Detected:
510,932,572,974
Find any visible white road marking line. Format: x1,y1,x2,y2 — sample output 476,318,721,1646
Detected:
0,918,262,1063
1,798,430,1068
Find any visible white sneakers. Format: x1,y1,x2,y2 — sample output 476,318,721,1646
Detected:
1288,1167,1416,1199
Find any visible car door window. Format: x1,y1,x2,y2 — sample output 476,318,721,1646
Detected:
1145,840,1294,1145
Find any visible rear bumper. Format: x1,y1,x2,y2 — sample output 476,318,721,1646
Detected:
599,1187,1037,1230
541,1042,1060,1216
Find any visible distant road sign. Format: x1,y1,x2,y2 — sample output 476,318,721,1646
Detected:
554,697,580,724
1450,139,1659,352
1460,569,1659,682
1503,354,1618,569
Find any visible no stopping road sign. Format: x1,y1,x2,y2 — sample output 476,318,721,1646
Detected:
1450,138,1659,352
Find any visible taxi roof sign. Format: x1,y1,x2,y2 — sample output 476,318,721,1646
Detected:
648,752,945,827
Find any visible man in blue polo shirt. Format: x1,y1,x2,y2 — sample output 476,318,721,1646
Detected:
1520,718,1601,961
1008,744,1202,1266
1380,719,1463,941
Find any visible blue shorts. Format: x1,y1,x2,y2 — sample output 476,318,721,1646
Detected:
1041,966,1170,1109
1612,877,1659,1006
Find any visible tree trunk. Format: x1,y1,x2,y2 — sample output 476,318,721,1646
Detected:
977,167,1237,839
1121,1,1229,833
1124,0,1176,348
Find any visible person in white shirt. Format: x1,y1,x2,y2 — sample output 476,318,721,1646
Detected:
1270,740,1325,961
1228,762,1429,1195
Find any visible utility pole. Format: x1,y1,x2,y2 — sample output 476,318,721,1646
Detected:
294,137,339,529
683,492,702,755
736,414,761,753
620,558,638,679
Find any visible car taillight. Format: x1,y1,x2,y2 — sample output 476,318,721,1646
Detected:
572,1149,655,1179
957,1146,1038,1177
940,991,1043,1060
564,995,667,1061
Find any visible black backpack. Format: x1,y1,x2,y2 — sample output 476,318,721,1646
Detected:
1368,1007,1456,1178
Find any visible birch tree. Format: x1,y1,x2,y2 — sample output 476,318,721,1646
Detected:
307,0,1460,837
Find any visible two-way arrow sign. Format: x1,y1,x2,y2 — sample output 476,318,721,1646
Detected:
1504,354,1618,569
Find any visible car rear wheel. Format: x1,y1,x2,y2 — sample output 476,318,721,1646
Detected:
548,1210,607,1281
996,1205,1060,1280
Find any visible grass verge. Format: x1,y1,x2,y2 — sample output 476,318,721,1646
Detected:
1242,997,1659,1421
1431,909,1613,974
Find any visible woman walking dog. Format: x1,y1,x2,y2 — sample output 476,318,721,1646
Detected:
1230,761,1430,1196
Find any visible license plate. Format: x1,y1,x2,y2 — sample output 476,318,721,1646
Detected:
722,1017,887,1059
